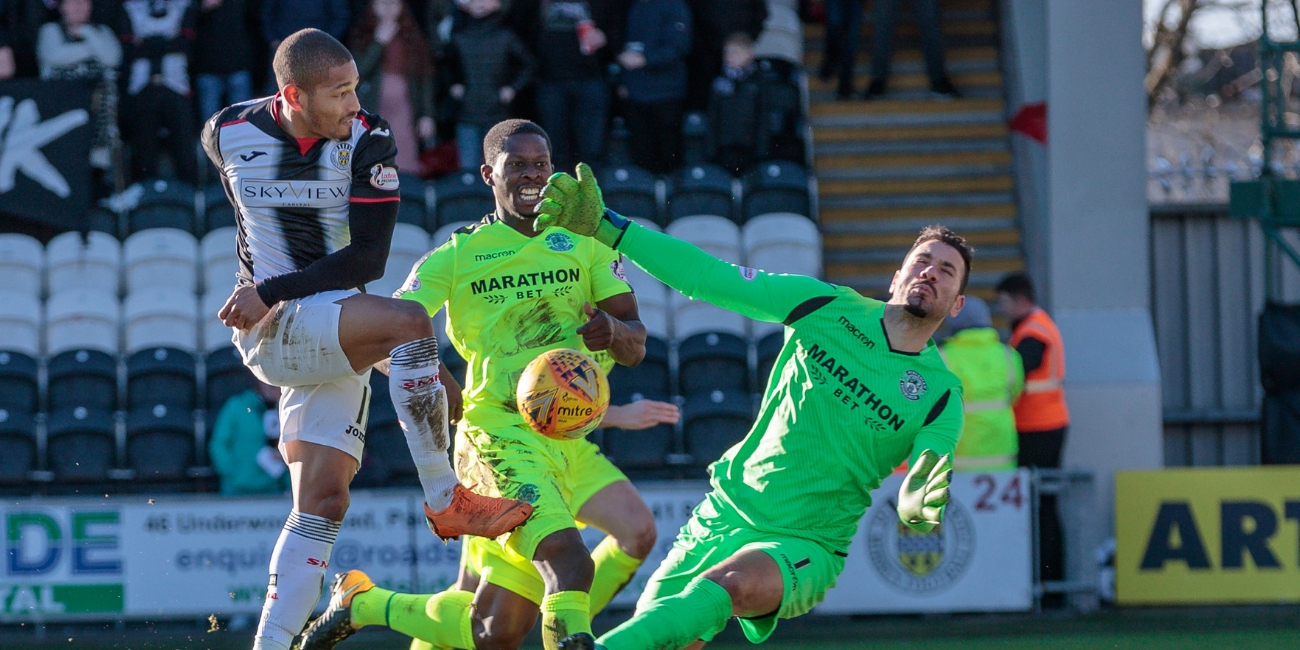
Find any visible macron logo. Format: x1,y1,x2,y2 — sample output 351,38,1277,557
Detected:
240,151,267,162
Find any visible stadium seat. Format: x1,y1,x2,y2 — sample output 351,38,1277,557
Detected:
126,403,196,481
441,343,467,387
756,330,786,385
598,165,662,225
360,373,418,486
742,213,821,278
431,220,475,249
201,291,232,352
630,282,670,341
371,223,430,298
0,351,39,414
678,331,750,395
398,173,431,226
48,348,118,412
127,346,197,410
683,390,753,470
666,215,742,265
201,227,240,295
203,182,237,233
667,164,737,223
0,291,41,357
607,336,670,403
432,171,494,230
602,398,672,472
0,408,37,484
46,231,121,296
671,289,748,341
206,346,254,412
0,234,43,297
86,208,120,237
128,178,197,234
680,112,710,166
741,161,810,221
47,406,116,483
124,288,199,353
123,228,198,294
45,288,120,356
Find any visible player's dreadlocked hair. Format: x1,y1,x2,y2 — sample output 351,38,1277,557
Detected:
909,225,974,294
273,29,354,92
483,119,552,165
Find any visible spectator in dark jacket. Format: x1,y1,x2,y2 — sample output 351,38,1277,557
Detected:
708,32,759,173
445,0,535,170
194,0,254,123
349,0,436,173
261,0,349,47
117,0,199,184
617,0,689,174
510,0,627,170
684,0,764,110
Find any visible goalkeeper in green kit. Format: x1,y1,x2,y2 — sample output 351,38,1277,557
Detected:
538,165,970,650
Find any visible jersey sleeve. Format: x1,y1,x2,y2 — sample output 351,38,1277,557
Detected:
589,245,633,303
350,115,402,203
200,110,225,171
617,221,839,324
908,386,964,466
397,240,456,316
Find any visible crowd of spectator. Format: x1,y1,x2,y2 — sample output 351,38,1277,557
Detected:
0,0,802,196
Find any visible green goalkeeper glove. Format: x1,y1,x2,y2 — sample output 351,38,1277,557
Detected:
535,162,629,248
897,449,952,533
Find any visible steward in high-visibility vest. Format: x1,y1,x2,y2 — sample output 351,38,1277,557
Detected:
1008,307,1069,433
939,297,1023,471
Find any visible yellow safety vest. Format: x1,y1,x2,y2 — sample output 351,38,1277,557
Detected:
938,328,1024,471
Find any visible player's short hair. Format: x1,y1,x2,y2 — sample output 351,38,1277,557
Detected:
995,272,1036,304
273,29,354,92
483,119,552,165
908,225,973,294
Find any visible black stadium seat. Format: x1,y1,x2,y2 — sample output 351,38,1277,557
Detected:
356,372,418,487
204,183,236,233
48,348,118,411
599,165,661,225
127,347,197,410
398,173,430,226
683,390,753,471
602,395,673,473
47,406,116,483
126,404,196,481
432,171,494,231
677,331,749,395
206,346,255,412
667,164,736,223
0,350,38,414
756,331,786,385
129,178,197,234
607,336,670,403
0,408,37,484
742,161,810,221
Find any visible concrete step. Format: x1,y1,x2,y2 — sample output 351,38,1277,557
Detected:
826,243,1020,265
805,45,999,68
809,86,1003,102
816,148,1011,169
819,191,1014,210
813,56,1000,78
819,200,1016,224
813,122,1009,143
815,138,1008,157
821,214,1019,236
810,96,1003,117
811,109,1003,129
817,162,1011,181
818,175,1014,196
809,70,1004,93
825,229,1021,250
803,18,998,41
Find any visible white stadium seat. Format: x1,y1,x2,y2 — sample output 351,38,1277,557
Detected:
201,292,234,353
742,213,821,278
0,290,42,356
46,288,120,355
201,227,240,295
666,215,743,266
671,292,747,341
0,234,43,297
372,223,431,298
124,288,199,353
124,228,198,294
633,283,670,341
431,221,474,249
46,231,121,296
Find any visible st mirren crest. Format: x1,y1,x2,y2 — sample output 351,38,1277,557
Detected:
899,370,928,401
328,141,352,170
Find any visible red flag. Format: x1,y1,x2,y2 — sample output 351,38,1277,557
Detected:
1009,102,1047,144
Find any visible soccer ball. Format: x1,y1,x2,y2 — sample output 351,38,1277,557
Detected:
516,348,610,440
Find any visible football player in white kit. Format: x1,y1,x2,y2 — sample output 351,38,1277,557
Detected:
200,29,532,650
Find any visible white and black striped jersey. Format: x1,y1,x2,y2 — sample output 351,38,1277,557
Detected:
201,94,400,305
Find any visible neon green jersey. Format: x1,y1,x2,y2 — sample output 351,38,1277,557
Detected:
397,216,632,430
615,222,964,554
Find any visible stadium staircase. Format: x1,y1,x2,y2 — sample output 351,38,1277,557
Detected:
804,0,1023,302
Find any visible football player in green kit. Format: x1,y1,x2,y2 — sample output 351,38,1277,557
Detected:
535,165,969,650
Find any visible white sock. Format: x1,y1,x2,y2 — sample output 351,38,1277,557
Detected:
253,510,340,650
389,337,458,510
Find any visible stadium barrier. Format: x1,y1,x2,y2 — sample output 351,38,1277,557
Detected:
1116,466,1300,605
0,472,1037,622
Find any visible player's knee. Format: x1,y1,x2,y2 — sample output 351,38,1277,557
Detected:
534,534,595,592
700,568,753,615
620,508,657,559
301,486,350,522
389,300,434,344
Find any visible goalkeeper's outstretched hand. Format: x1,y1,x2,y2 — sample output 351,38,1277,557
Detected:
897,449,952,532
536,163,628,248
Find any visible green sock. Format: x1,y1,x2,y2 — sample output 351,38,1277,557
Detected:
351,588,474,648
589,537,644,618
597,576,732,650
541,590,592,650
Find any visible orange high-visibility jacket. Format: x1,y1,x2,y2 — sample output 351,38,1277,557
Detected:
1009,308,1069,432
